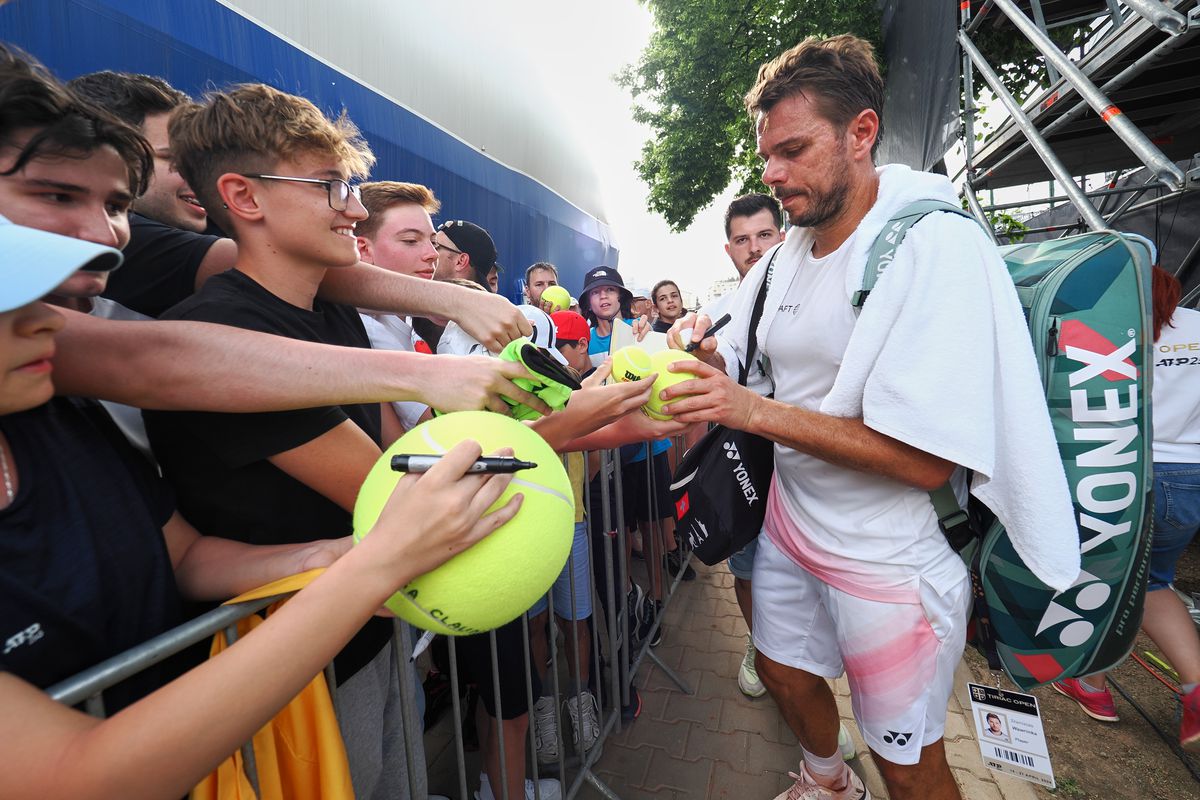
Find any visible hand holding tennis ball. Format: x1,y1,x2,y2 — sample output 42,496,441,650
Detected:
644,349,700,420
540,285,571,313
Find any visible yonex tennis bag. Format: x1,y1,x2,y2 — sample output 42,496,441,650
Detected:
976,232,1153,689
860,204,1153,690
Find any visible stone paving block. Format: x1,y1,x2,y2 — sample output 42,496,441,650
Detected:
589,740,658,788
641,747,715,796
710,630,750,656
696,666,758,704
671,626,715,653
946,732,1003,783
705,648,744,680
832,675,852,697
683,721,750,772
944,705,974,741
743,730,802,775
642,665,703,694
834,690,855,719
719,696,792,744
581,775,664,800
710,760,785,800
990,767,1042,800
952,768,1005,800
609,712,687,757
663,690,723,731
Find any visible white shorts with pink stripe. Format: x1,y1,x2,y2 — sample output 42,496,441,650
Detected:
752,534,971,765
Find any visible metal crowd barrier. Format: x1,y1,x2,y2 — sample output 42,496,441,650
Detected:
49,435,698,800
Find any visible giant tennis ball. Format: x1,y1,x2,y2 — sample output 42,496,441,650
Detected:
541,285,571,314
643,350,700,420
610,345,652,383
353,411,574,635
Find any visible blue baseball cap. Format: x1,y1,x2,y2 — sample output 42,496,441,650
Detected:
0,214,123,313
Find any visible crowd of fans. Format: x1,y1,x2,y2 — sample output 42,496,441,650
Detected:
0,41,695,800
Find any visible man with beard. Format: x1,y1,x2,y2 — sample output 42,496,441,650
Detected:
662,35,1073,800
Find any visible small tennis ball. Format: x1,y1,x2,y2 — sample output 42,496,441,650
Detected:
643,349,699,420
353,411,574,635
610,345,652,383
541,285,571,313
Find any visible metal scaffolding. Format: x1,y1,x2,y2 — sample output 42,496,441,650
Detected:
957,0,1199,301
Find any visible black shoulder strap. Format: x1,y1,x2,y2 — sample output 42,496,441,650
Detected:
739,245,780,387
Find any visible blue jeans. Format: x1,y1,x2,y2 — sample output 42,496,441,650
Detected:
727,535,760,581
1149,462,1200,591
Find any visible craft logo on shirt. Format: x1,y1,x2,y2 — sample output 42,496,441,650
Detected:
3,622,44,655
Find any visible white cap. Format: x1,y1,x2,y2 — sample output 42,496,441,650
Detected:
631,286,653,300
0,213,123,313
516,305,569,366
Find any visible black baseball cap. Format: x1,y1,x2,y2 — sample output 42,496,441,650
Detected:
580,266,632,302
437,220,502,280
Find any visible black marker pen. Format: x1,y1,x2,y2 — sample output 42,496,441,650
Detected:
390,455,538,474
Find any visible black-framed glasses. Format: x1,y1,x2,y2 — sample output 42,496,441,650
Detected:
433,240,462,256
241,174,362,211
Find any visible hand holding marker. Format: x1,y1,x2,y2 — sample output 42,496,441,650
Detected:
684,313,731,352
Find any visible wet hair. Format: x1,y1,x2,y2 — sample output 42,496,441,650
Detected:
356,181,439,240
745,34,885,158
1152,264,1181,342
169,83,374,234
724,193,783,238
0,43,152,196
68,71,190,128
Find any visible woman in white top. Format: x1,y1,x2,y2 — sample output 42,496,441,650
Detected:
1053,265,1200,749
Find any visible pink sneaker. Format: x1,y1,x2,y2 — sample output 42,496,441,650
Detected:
1051,677,1119,722
1181,685,1200,749
772,763,870,800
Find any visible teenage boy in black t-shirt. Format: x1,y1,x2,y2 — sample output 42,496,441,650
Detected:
142,83,400,799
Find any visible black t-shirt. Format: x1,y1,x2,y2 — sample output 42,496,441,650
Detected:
651,319,674,334
144,269,387,682
0,398,183,712
102,213,222,318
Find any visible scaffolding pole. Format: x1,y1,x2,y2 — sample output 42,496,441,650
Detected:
960,31,1110,231
981,23,1200,183
989,0,1186,190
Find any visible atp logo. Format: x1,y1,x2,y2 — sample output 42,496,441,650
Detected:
883,730,913,747
722,441,741,461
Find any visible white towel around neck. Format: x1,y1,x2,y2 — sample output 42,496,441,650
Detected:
717,165,1080,592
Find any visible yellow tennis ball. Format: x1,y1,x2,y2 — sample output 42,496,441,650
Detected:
610,345,652,383
643,349,699,420
352,411,574,635
541,285,571,313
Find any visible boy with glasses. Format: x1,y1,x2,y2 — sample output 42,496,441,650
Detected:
142,83,402,798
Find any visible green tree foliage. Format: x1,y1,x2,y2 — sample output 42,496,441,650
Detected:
616,0,880,231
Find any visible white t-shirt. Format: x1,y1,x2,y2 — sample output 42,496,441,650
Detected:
359,313,430,432
761,232,965,604
1152,306,1200,463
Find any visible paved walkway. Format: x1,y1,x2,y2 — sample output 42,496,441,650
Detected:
584,559,1042,800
